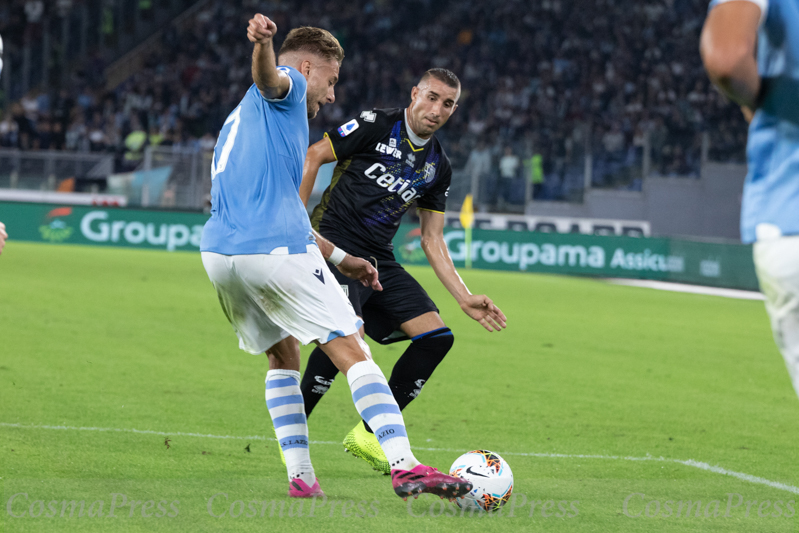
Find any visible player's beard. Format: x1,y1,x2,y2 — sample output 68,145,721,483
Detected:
306,87,325,119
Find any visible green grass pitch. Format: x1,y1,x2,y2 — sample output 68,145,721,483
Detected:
1,241,798,532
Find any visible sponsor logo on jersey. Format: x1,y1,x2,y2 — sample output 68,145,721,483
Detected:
338,119,359,137
375,142,402,159
405,152,416,167
389,138,397,148
360,110,377,123
364,162,421,203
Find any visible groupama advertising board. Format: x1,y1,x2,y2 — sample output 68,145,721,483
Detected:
0,202,758,290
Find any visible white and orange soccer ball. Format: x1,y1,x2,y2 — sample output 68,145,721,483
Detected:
449,450,513,512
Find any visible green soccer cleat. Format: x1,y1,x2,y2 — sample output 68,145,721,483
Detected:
343,421,390,475
273,426,286,466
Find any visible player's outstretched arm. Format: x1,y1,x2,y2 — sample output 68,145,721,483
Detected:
248,14,290,100
312,230,382,291
418,210,506,332
300,138,337,206
700,1,761,109
0,221,6,255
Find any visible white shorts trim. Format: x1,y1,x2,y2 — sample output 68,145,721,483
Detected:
201,248,362,354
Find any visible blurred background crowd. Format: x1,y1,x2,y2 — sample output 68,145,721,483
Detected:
0,0,748,204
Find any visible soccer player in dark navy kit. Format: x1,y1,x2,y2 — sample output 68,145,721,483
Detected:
298,69,508,473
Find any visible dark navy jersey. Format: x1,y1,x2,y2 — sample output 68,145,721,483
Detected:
310,108,452,261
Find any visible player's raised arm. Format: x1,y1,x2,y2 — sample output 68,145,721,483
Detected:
247,14,290,100
300,138,337,206
418,209,506,332
700,1,762,110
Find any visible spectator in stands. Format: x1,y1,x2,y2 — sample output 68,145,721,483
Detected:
123,115,146,171
523,149,544,200
498,146,520,206
465,138,492,210
0,114,18,147
0,0,750,201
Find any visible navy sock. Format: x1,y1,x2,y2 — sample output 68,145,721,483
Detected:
363,327,454,433
300,346,340,417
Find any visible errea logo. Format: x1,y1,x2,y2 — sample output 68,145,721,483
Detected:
375,142,402,159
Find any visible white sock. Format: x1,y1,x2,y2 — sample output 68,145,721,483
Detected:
265,370,315,486
346,360,419,471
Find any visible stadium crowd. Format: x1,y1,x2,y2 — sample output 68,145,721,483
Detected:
0,0,748,202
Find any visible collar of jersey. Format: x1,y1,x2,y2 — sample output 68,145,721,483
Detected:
403,108,430,150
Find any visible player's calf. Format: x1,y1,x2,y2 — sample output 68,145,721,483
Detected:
265,370,317,490
300,346,340,417
388,327,454,410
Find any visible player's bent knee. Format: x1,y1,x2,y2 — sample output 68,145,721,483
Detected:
413,327,454,363
319,333,372,373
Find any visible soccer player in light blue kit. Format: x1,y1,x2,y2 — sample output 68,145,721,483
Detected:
702,0,799,399
200,14,472,500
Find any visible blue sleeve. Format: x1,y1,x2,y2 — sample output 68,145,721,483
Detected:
262,66,307,110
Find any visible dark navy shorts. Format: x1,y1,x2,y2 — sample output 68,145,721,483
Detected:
326,260,439,344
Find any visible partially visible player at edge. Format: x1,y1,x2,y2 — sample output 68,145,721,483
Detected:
298,69,507,474
0,34,6,256
199,14,472,501
701,0,799,399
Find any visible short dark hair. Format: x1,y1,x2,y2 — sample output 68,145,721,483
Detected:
420,68,461,90
278,27,344,64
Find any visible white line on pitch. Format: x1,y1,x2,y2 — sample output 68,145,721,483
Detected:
2,422,798,495
604,278,765,300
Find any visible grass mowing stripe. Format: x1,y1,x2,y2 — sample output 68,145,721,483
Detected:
5,421,799,496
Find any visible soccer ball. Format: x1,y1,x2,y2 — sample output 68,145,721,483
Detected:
449,450,513,512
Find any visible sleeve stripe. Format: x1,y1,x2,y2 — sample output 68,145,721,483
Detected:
324,132,338,161
261,68,294,103
417,208,445,215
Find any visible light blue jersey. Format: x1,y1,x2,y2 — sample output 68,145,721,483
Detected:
710,0,799,243
201,66,315,255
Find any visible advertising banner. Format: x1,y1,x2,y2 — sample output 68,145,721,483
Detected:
0,202,759,291
0,201,209,252
393,225,759,291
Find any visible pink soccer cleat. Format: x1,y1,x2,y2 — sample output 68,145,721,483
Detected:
288,478,325,498
391,464,472,501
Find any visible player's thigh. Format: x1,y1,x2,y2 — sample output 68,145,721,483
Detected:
328,262,370,336
201,252,290,354
364,262,441,341
317,333,373,375
754,236,799,350
256,248,363,345
400,311,446,338
266,336,302,370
